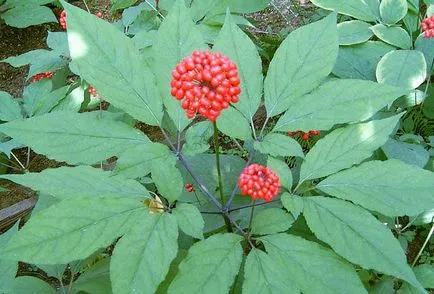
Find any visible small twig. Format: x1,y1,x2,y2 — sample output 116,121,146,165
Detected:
0,161,22,172
411,222,434,267
225,212,255,248
144,0,165,19
11,152,26,171
66,272,75,294
199,209,222,215
82,0,90,13
229,198,280,212
25,147,31,168
259,117,270,138
231,138,244,153
225,150,256,209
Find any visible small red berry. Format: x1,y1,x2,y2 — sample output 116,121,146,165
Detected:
421,16,434,38
96,12,103,18
31,72,53,83
309,130,320,136
88,86,98,98
238,164,281,202
59,10,67,30
302,133,310,140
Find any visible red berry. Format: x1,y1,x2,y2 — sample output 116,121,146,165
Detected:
31,72,53,83
88,86,98,98
302,133,310,140
238,164,281,202
169,50,241,121
421,17,434,38
310,130,320,136
59,10,67,30
96,12,103,18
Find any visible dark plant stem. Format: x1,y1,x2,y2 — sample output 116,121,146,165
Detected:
247,200,256,233
213,121,233,232
225,150,256,209
225,212,254,248
229,198,280,212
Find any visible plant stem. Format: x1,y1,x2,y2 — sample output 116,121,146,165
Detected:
411,222,434,267
213,122,233,232
11,152,27,172
247,200,256,233
229,198,280,212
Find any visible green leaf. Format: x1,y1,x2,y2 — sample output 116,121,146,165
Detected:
111,213,178,294
299,114,402,182
213,13,263,122
337,20,373,45
333,41,395,81
281,193,303,219
311,0,380,21
29,85,70,117
3,196,147,264
152,0,207,131
2,49,51,67
264,13,338,117
47,31,70,57
11,276,56,294
267,157,293,190
0,111,149,165
1,166,150,200
260,233,367,294
217,107,252,141
115,142,172,179
72,258,112,294
152,154,183,203
2,5,57,28
0,91,22,121
243,248,298,294
0,139,23,158
173,203,204,239
415,33,434,74
404,10,420,32
23,79,52,115
52,85,85,113
380,0,408,24
382,139,430,168
274,79,408,132
183,121,213,155
317,159,434,217
302,196,424,291
376,50,427,89
370,25,411,49
62,2,163,126
255,133,304,158
111,0,138,11
0,222,19,294
251,208,294,235
413,264,434,288
168,233,243,293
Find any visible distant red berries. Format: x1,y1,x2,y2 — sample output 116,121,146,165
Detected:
421,16,434,38
170,50,241,122
59,10,67,29
31,72,53,83
288,130,320,140
88,86,98,97
96,12,103,18
238,164,281,202
185,183,195,193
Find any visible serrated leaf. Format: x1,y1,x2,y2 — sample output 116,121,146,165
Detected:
302,196,424,291
111,213,178,294
370,25,411,49
214,12,263,122
251,208,294,235
115,142,172,179
255,133,304,158
52,85,85,113
1,166,150,200
168,233,243,293
243,248,298,294
264,13,338,117
273,79,408,132
299,114,402,182
0,222,19,294
0,91,22,121
380,0,408,24
217,107,252,141
333,41,395,81
311,0,380,21
382,139,430,168
183,121,213,155
152,154,183,203
2,5,57,28
72,258,112,294
63,1,163,126
152,0,207,131
11,276,56,294
317,159,434,217
0,111,149,165
376,50,427,89
3,196,147,264
173,203,204,239
260,233,367,294
281,193,303,219
29,85,70,117
267,157,293,190
337,20,373,45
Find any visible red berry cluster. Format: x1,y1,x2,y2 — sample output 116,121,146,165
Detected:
288,130,320,141
31,72,53,83
185,183,195,193
59,10,67,30
422,16,434,38
238,164,281,202
88,86,98,97
170,50,241,121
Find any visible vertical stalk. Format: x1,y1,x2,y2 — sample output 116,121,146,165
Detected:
213,121,233,232
247,200,257,233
